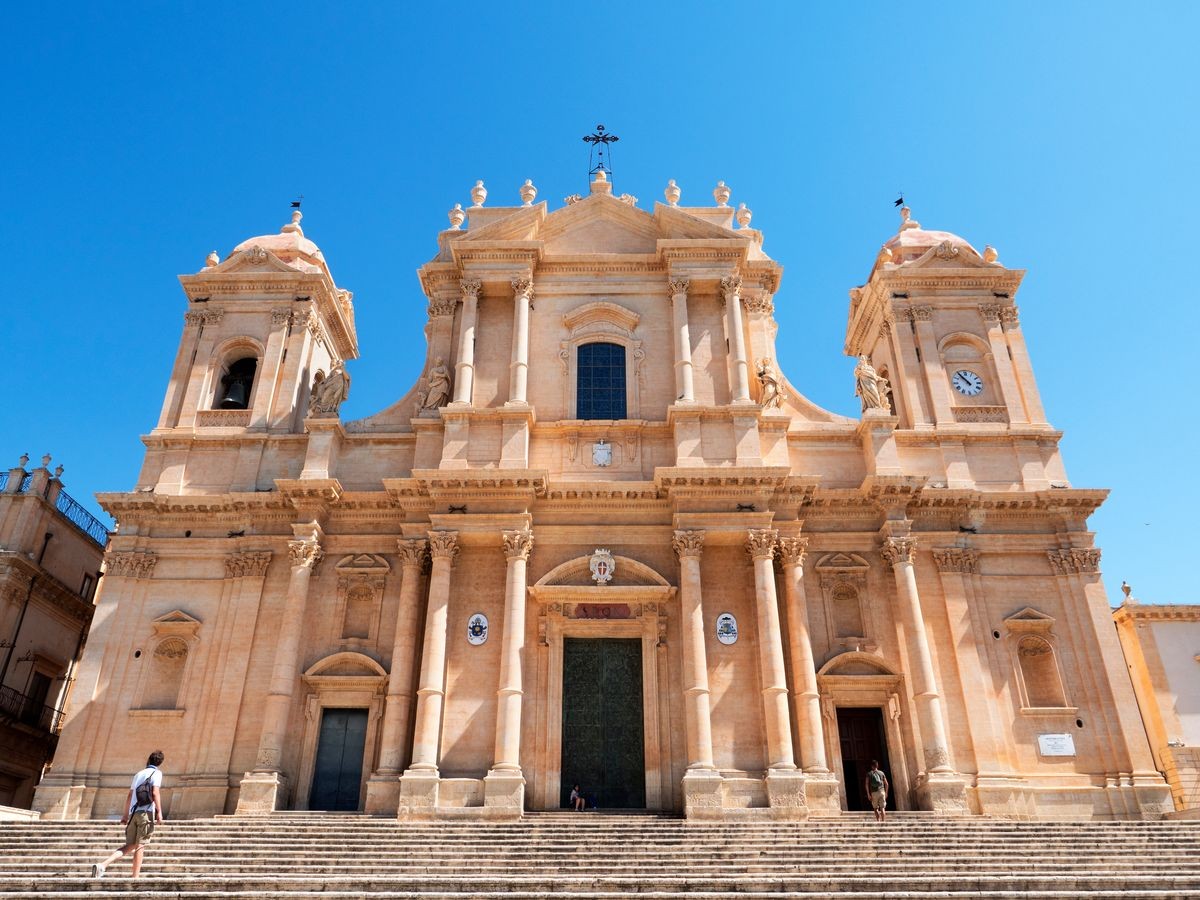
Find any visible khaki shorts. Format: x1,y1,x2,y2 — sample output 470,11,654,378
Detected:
870,788,887,811
125,810,155,846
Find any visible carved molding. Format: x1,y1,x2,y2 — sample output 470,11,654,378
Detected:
225,551,272,578
980,304,1003,324
932,548,979,575
287,539,323,570
196,409,253,428
909,306,932,322
777,536,809,568
934,241,959,260
396,538,428,568
271,308,293,325
1047,548,1101,576
501,529,534,561
105,551,157,579
745,528,778,561
880,536,917,567
1000,306,1020,328
184,308,225,327
671,529,705,560
952,406,1008,424
428,530,460,562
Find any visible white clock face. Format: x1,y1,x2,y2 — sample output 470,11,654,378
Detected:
951,370,984,396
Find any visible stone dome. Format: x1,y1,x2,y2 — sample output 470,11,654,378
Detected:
227,210,329,275
882,207,979,264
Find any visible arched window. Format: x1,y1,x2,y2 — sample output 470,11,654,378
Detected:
142,638,189,709
576,342,627,420
1017,635,1067,708
217,357,258,410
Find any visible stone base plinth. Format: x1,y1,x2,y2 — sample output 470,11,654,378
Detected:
483,770,525,820
364,773,401,815
235,771,289,815
31,778,90,820
801,773,842,815
765,769,809,820
916,773,969,814
397,769,441,820
681,769,724,819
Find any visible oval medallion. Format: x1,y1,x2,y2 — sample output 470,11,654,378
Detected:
715,612,738,645
467,613,489,645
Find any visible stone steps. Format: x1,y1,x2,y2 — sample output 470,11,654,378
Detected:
0,816,1197,897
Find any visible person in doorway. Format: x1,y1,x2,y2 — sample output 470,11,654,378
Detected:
569,784,586,811
90,750,165,878
865,759,889,822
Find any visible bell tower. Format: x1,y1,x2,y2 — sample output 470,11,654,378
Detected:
143,210,358,490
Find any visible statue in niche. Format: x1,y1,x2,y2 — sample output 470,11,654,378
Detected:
308,361,350,417
418,357,452,415
757,358,784,409
854,355,892,414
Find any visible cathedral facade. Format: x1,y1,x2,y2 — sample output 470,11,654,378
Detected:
34,171,1171,820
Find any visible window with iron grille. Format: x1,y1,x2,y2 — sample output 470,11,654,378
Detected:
577,342,627,420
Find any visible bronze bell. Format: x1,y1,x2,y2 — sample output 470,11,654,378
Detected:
219,377,250,410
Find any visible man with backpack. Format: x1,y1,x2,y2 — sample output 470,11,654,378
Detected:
864,759,889,822
90,750,164,878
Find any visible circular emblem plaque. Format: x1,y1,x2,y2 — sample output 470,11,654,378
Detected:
715,612,738,645
466,613,489,645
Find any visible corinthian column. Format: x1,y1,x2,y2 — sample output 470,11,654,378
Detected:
408,531,459,771
507,276,533,405
492,529,533,771
376,539,428,774
745,529,796,771
452,279,481,405
668,277,695,403
672,530,715,770
777,537,829,773
880,533,953,775
236,535,321,813
721,274,752,403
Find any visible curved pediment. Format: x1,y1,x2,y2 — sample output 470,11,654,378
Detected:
535,554,669,588
562,300,640,336
304,651,387,679
818,651,897,677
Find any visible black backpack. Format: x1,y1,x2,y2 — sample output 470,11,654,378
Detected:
133,767,156,809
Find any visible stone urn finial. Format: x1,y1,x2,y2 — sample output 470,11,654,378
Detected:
281,209,303,234
736,202,752,229
18,453,28,468
54,464,64,479
447,203,466,230
713,181,731,207
205,250,219,267
899,205,920,230
664,179,681,206
983,245,999,263
877,245,894,265
471,180,487,207
520,179,537,206
41,454,51,469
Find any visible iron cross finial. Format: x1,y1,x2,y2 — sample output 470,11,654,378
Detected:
582,124,620,178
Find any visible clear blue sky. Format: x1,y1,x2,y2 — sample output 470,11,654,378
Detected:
2,2,1196,605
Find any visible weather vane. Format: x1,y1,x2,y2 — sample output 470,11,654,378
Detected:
582,124,619,179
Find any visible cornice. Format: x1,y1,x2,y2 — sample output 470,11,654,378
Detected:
1113,604,1200,624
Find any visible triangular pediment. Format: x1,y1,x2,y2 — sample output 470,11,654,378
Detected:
152,609,201,625
454,203,546,244
814,552,870,571
1004,606,1055,633
539,193,660,254
654,202,751,241
150,609,201,637
335,553,390,574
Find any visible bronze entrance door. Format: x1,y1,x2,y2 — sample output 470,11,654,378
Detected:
837,706,893,811
560,638,645,809
309,708,368,811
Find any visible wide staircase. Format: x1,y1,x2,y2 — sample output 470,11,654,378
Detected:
1,812,1199,898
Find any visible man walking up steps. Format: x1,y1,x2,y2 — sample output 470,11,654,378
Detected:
90,750,164,878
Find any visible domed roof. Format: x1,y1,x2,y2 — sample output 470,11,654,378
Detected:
882,207,979,263
227,210,329,275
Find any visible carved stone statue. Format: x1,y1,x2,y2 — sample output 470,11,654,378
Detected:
854,355,891,414
308,362,350,417
757,358,783,409
418,357,452,415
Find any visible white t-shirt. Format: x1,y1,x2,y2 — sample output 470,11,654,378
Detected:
129,766,163,816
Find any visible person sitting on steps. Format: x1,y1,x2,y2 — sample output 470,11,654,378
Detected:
569,784,586,811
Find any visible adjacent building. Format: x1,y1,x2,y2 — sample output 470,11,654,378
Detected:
0,456,107,808
35,171,1171,821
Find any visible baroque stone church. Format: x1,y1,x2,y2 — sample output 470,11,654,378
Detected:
34,170,1171,821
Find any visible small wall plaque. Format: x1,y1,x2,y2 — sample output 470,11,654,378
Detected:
1037,733,1076,757
467,613,489,646
715,612,738,645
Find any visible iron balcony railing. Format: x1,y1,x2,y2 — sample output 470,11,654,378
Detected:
0,683,67,735
0,472,109,547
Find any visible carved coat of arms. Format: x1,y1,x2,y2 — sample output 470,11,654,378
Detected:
589,549,615,585
592,440,612,467
466,613,489,645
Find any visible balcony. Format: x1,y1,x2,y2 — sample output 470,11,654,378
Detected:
0,684,66,736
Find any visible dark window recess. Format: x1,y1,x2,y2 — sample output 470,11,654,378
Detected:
577,343,627,420
218,358,257,410
80,574,95,601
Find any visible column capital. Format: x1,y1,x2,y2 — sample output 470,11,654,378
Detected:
743,291,774,317
460,278,482,300
1047,548,1101,576
428,530,460,562
225,550,272,579
501,529,534,561
396,538,429,568
980,303,1003,324
932,547,979,575
672,529,705,560
1000,306,1020,328
287,538,323,570
745,528,778,561
668,277,690,297
510,275,534,300
880,536,917,567
104,550,157,579
719,273,742,304
777,536,809,568
426,296,457,318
